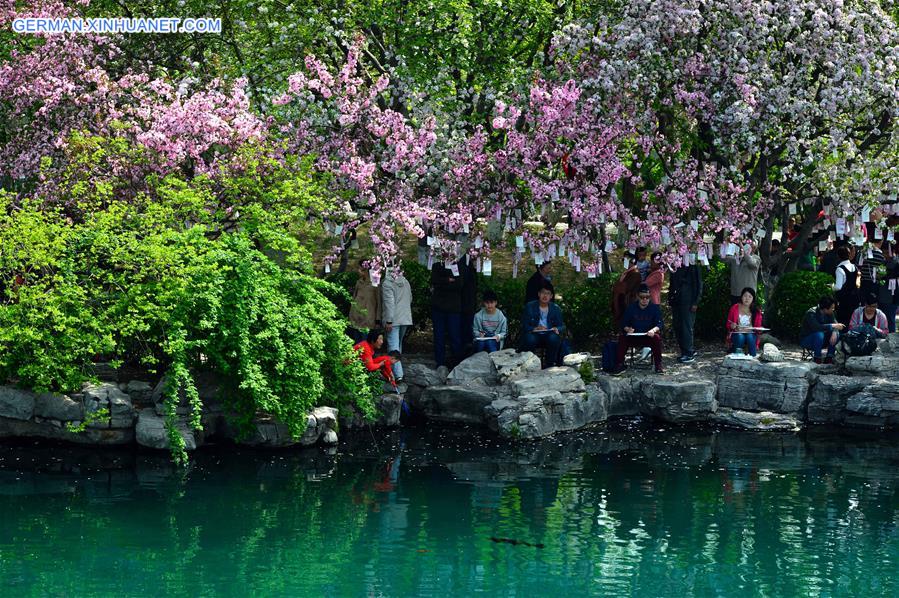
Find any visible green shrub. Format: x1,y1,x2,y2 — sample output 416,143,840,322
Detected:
557,273,616,346
694,260,730,341
401,259,432,331
767,271,835,340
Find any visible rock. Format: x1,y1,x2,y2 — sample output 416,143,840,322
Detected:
83,383,134,428
0,386,35,420
511,367,585,397
562,352,591,367
125,380,153,405
485,384,609,439
844,355,899,378
807,375,872,424
758,333,781,347
886,333,899,354
375,394,403,427
312,406,338,429
0,416,133,445
447,352,499,386
135,410,197,451
712,408,802,431
716,357,816,414
595,376,640,417
843,381,899,427
418,385,498,425
404,363,446,388
322,429,338,444
489,349,542,383
759,343,785,363
33,393,83,421
639,379,717,423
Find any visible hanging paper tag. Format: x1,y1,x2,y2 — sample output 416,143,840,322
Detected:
661,226,671,244
605,241,614,252
867,248,874,260
495,207,502,221
534,252,544,265
350,238,359,249
512,261,518,278
474,236,483,249
450,264,459,277
324,263,331,274
483,260,492,276
587,269,596,279
726,243,737,256
516,236,525,249
370,271,381,287
476,258,482,273
463,222,469,234
623,257,630,269
788,204,797,215
888,230,895,242
836,218,846,237
691,220,699,231
818,240,828,251
334,224,344,235
890,279,897,292
427,253,434,269
875,227,883,240
427,236,435,246
862,206,871,221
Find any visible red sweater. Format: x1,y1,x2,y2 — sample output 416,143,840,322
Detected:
353,341,394,381
725,304,763,349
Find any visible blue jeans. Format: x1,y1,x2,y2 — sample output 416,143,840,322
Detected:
800,330,839,358
731,333,758,356
473,338,500,353
522,331,561,368
432,309,462,367
384,324,409,380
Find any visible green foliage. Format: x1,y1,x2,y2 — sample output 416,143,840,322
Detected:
577,360,595,384
400,260,433,331
767,271,835,340
64,407,110,434
694,260,730,341
557,273,616,346
0,142,377,463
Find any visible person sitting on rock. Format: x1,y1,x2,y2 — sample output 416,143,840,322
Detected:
611,284,664,375
849,292,889,338
521,282,565,368
353,329,398,382
800,296,845,364
472,290,507,354
726,287,764,356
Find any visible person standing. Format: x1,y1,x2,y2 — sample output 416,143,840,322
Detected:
668,262,703,363
460,258,479,351
645,252,665,306
521,283,566,368
381,268,413,382
349,261,381,332
725,250,761,305
525,261,553,304
431,262,463,368
882,242,899,333
833,245,859,327
858,239,885,301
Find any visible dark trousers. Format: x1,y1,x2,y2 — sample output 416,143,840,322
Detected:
432,309,462,367
836,296,858,328
522,331,561,368
460,312,475,348
883,303,897,333
616,334,663,370
671,303,696,357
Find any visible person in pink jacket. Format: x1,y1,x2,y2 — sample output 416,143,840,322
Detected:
726,287,763,356
645,252,665,306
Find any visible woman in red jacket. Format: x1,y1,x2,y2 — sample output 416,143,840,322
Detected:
726,287,763,356
353,329,397,382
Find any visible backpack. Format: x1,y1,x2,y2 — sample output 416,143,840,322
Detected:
840,325,878,357
601,340,619,373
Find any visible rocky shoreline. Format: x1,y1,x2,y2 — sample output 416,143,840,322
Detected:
1,336,898,453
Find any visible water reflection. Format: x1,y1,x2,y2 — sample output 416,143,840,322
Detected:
0,423,897,596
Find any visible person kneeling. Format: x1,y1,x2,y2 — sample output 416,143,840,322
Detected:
353,329,399,383
726,287,763,356
800,296,845,364
521,283,565,368
612,284,664,375
473,290,507,354
849,293,889,339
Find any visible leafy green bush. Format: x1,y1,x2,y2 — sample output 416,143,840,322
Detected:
0,159,377,463
694,259,731,341
767,271,835,340
557,273,616,346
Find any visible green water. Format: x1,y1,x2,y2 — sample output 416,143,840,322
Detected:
1,424,898,597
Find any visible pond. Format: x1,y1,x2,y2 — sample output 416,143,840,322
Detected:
1,423,897,596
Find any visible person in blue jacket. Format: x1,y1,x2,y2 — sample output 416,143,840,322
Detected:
612,284,665,374
521,282,565,368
